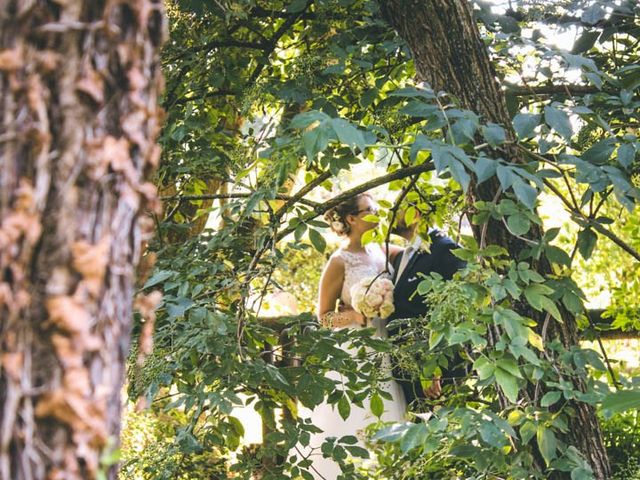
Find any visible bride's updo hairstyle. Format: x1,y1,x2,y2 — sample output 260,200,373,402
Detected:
324,193,371,236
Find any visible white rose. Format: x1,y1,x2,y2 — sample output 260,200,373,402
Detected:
365,293,383,309
379,303,394,319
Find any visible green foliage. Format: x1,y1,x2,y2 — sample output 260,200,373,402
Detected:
119,405,227,479
602,409,640,477
124,0,640,478
611,457,640,480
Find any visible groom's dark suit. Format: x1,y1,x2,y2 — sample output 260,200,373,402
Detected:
388,229,466,407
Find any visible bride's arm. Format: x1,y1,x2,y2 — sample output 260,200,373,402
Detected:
317,256,364,328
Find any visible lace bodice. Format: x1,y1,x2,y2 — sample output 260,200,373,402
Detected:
332,243,388,307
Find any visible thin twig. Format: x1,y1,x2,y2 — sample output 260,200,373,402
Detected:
384,175,419,273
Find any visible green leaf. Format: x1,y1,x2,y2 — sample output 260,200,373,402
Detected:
479,422,505,448
617,143,635,168
400,101,439,117
512,179,538,210
520,421,536,444
400,424,427,453
302,123,332,160
481,245,508,257
372,423,411,442
290,110,328,129
404,206,417,227
294,222,307,242
166,297,194,320
389,87,436,99
451,118,477,143
431,144,452,174
577,229,597,260
495,308,528,341
474,156,497,183
581,4,605,24
370,392,384,418
449,158,471,192
497,357,523,378
544,105,573,141
482,123,506,147
524,284,554,311
339,435,358,445
540,296,563,322
536,425,558,465
144,270,174,289
497,165,516,190
507,213,531,236
308,229,326,253
513,113,541,139
345,445,370,458
331,118,366,153
495,368,519,403
519,268,545,284
601,389,640,414
287,0,308,12
571,467,595,480
545,245,572,267
541,391,562,407
582,138,616,164
572,30,600,54
409,134,431,161
338,395,351,420
562,291,584,315
473,356,495,380
584,71,603,89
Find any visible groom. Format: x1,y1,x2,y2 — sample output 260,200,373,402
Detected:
388,211,466,409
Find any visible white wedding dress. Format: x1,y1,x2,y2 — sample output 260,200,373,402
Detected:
297,243,407,479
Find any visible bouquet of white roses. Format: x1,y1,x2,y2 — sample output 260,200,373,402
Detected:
350,276,395,320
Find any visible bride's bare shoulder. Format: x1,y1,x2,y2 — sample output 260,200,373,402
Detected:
324,250,346,271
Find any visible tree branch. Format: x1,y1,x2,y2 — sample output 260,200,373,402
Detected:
518,145,640,263
246,1,313,86
506,84,612,97
165,39,268,65
251,5,319,20
160,193,320,209
275,161,435,242
274,171,332,220
542,178,640,262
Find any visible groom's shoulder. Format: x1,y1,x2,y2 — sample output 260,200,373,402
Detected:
427,229,457,249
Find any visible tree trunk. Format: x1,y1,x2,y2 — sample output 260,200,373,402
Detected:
380,1,610,478
0,2,165,479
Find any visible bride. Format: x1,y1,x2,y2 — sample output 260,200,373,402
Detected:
300,193,407,479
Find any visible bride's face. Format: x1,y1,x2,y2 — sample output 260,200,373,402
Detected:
347,196,379,236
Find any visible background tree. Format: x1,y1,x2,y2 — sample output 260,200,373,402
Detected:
0,2,166,479
378,0,616,476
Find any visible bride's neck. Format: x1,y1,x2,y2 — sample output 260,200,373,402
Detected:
345,235,366,252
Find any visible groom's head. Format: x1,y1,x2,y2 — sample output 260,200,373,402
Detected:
392,206,421,239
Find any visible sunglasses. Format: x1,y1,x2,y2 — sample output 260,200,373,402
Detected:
351,206,379,216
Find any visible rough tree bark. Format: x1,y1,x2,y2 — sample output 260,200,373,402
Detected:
380,1,610,478
0,1,165,479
